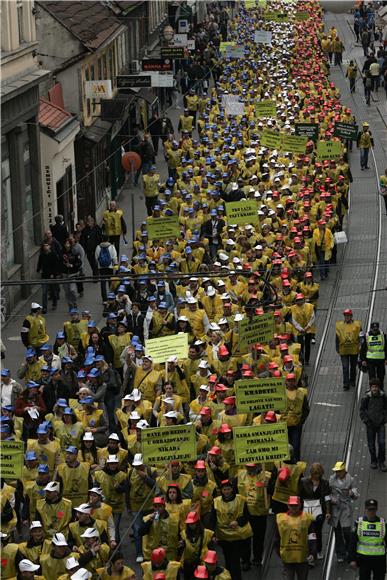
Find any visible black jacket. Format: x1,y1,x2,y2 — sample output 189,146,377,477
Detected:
299,477,331,515
360,391,387,427
42,380,71,412
200,218,226,245
37,250,61,278
80,224,103,253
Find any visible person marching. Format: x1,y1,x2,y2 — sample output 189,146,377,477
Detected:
336,309,362,390
360,322,387,388
357,122,374,171
102,201,127,256
349,499,386,580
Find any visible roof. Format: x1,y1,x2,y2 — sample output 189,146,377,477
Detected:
38,1,124,51
39,97,74,132
108,1,144,15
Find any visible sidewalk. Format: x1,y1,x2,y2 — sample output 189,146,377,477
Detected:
0,97,184,376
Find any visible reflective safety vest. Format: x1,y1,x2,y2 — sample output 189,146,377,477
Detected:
94,470,127,513
0,483,16,535
108,332,132,368
78,543,110,573
272,462,307,504
69,518,107,547
141,560,181,580
181,528,214,564
27,438,61,475
142,512,180,561
40,552,79,578
25,315,49,348
276,511,314,563
237,470,270,516
89,501,112,523
358,131,372,149
103,209,123,236
283,388,307,427
336,320,361,355
213,494,253,541
143,174,160,198
356,517,386,556
77,408,104,430
95,565,136,579
17,540,48,564
54,421,84,452
127,467,155,511
366,334,385,360
134,367,161,403
192,478,217,515
63,320,82,350
57,462,90,507
179,115,194,132
36,497,73,538
157,473,192,498
24,480,46,518
1,541,18,578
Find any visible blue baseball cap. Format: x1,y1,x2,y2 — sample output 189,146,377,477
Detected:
69,307,79,314
37,423,49,434
26,348,36,358
87,321,97,328
185,247,192,254
107,292,116,299
158,302,167,309
83,357,95,366
37,464,49,473
65,446,78,454
2,405,14,413
134,344,144,351
56,331,65,339
26,380,40,389
94,355,105,362
117,285,126,293
40,344,52,352
87,368,100,378
107,313,117,320
80,396,95,405
157,281,165,287
1,369,10,377
25,451,38,461
148,296,156,302
62,356,73,364
56,399,68,408
0,423,10,433
120,255,129,262
165,209,174,216
63,407,73,415
77,370,87,379
40,365,51,372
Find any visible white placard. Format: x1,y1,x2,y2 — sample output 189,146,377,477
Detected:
173,33,188,47
334,231,348,244
254,30,272,44
225,46,245,59
187,39,196,50
226,101,245,116
152,73,174,87
85,80,112,99
221,94,240,107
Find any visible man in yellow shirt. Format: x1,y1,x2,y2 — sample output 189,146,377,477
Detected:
336,309,362,390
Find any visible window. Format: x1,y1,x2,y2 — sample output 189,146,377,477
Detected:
17,0,24,43
1,137,14,266
108,48,113,79
98,57,102,79
102,54,108,79
23,140,35,247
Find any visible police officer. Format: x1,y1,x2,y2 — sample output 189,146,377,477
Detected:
360,322,387,388
336,309,362,390
349,499,386,579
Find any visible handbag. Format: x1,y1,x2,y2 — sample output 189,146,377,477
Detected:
303,499,322,518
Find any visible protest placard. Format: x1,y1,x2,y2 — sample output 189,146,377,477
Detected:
146,216,180,240
281,134,308,154
225,101,245,116
261,130,282,149
255,100,276,118
295,11,309,20
295,123,319,142
141,424,197,463
263,12,288,22
0,440,24,479
317,140,343,160
333,122,358,141
219,42,235,53
254,30,272,44
233,423,290,464
224,46,245,59
239,313,275,347
145,333,188,364
225,200,259,225
235,377,287,414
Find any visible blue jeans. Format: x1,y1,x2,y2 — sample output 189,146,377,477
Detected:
366,423,385,464
360,148,369,168
131,510,145,557
340,354,358,388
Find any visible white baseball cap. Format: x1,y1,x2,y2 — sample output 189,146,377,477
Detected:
209,322,220,331
44,481,60,492
88,487,103,497
129,411,141,421
136,419,149,430
207,286,216,297
75,503,92,515
71,569,92,580
66,556,79,571
108,433,120,441
30,521,43,529
198,360,209,369
186,296,197,304
167,355,178,363
164,411,178,419
199,384,210,392
234,313,244,322
31,302,42,310
132,453,144,467
178,315,189,322
80,527,99,539
163,397,175,406
106,455,119,464
142,354,153,362
82,432,94,441
19,559,40,572
130,388,142,401
52,533,68,546
0,532,7,538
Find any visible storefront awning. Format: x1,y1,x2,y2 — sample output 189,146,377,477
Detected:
82,118,112,143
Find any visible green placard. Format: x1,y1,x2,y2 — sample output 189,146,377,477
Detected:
295,11,309,21
333,122,359,141
141,424,197,463
146,216,180,240
219,42,235,53
225,200,259,225
317,140,343,161
258,0,267,6
245,0,257,7
0,440,24,479
239,313,275,347
263,12,288,22
145,333,188,364
295,123,319,142
233,423,290,464
235,377,287,414
261,129,282,149
255,100,276,118
281,134,308,154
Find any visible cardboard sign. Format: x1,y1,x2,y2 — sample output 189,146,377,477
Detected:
141,424,197,463
233,423,290,464
317,140,343,160
333,122,359,141
281,134,308,154
225,200,259,225
225,101,245,116
235,377,287,414
146,216,180,240
224,46,245,59
145,333,188,364
295,11,309,20
295,123,319,142
261,130,282,149
0,440,24,479
254,30,272,44
219,42,235,53
239,313,275,347
255,100,276,118
263,12,288,22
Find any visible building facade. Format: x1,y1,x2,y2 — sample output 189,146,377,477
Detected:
1,0,49,312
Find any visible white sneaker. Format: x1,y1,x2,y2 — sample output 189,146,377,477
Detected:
317,552,324,560
311,338,316,344
136,556,144,563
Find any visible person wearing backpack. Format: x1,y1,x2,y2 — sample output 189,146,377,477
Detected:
95,236,118,302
